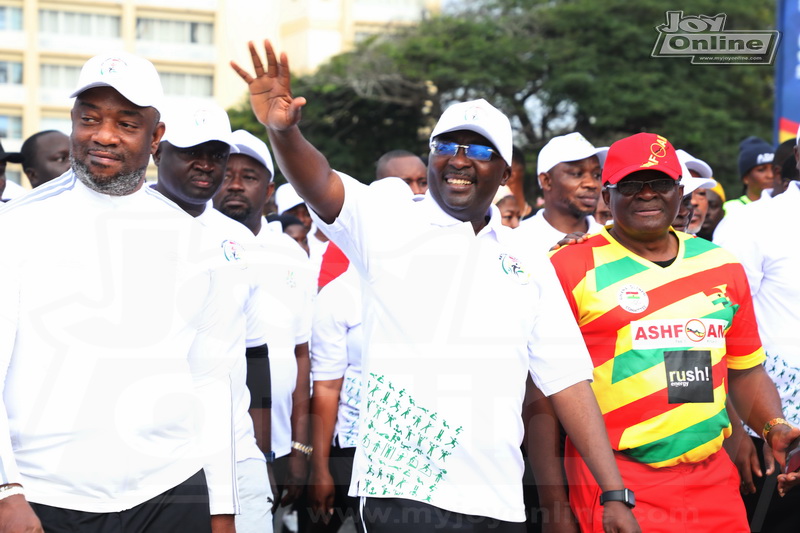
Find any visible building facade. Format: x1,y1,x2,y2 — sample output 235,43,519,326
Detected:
0,0,438,186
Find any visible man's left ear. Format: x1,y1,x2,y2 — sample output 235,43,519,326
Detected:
151,122,166,155
499,163,512,186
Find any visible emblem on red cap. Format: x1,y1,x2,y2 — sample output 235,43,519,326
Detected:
641,135,669,169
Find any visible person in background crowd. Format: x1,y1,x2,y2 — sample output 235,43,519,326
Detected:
672,150,715,234
280,213,311,257
20,130,70,189
674,150,715,236
769,139,796,198
494,185,521,228
152,101,275,533
507,146,536,220
517,133,606,252
593,193,612,226
375,150,428,195
714,130,800,533
0,140,23,202
276,182,329,270
723,137,774,214
696,182,725,241
213,130,316,530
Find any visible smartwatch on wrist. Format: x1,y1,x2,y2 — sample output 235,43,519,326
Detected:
599,488,635,508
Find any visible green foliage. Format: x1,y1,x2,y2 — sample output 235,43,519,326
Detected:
228,0,777,196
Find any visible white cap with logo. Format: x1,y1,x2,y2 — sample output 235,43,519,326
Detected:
430,99,513,166
71,51,164,112
537,133,608,175
161,102,239,152
231,130,274,180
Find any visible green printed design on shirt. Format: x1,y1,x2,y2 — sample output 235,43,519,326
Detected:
360,373,459,503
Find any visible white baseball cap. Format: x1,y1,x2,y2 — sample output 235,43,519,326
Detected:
676,149,716,196
230,130,274,180
275,182,305,214
675,149,714,180
161,102,239,152
430,99,513,166
71,51,164,112
537,133,608,175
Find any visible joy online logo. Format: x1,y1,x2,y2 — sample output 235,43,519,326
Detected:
651,11,780,65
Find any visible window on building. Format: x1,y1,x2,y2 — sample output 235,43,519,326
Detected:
0,6,23,30
39,10,120,38
136,18,213,45
40,64,81,90
0,61,22,84
160,72,213,97
0,115,23,139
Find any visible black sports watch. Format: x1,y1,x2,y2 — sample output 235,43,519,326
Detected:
599,488,635,508
264,451,276,464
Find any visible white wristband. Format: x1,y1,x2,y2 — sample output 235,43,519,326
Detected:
0,485,24,501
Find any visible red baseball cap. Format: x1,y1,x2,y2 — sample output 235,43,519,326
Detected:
602,133,682,185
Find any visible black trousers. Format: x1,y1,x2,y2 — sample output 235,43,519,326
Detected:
360,497,526,533
30,470,212,533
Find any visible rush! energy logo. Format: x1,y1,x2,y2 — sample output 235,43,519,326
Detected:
664,350,713,403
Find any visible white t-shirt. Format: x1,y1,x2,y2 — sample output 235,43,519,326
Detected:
713,181,800,425
250,228,315,457
311,266,363,449
197,207,269,464
0,172,239,514
311,173,594,522
517,209,603,252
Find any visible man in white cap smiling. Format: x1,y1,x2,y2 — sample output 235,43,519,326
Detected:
230,39,639,533
0,52,239,532
518,132,608,251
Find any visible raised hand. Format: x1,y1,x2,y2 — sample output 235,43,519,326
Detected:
231,39,307,131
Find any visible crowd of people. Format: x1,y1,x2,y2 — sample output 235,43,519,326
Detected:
0,40,799,533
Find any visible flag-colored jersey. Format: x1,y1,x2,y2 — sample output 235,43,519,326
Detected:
550,228,765,468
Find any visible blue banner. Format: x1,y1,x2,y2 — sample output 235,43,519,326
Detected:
775,0,800,143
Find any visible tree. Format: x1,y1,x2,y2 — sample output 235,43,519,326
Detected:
229,0,776,194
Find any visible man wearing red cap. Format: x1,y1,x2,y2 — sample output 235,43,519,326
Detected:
548,132,799,532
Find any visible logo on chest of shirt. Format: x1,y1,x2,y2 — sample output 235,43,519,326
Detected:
664,349,714,403
617,284,649,313
221,239,247,267
498,253,531,285
631,318,726,350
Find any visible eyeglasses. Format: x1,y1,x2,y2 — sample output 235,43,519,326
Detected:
430,141,498,162
606,178,678,196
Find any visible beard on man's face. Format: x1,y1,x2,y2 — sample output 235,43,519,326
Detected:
71,155,146,197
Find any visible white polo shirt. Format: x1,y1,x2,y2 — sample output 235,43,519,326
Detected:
517,209,603,252
250,228,315,457
311,173,594,522
311,265,363,449
197,206,269,464
0,172,238,514
713,181,800,424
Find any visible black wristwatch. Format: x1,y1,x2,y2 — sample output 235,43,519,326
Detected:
264,451,276,464
599,488,635,508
